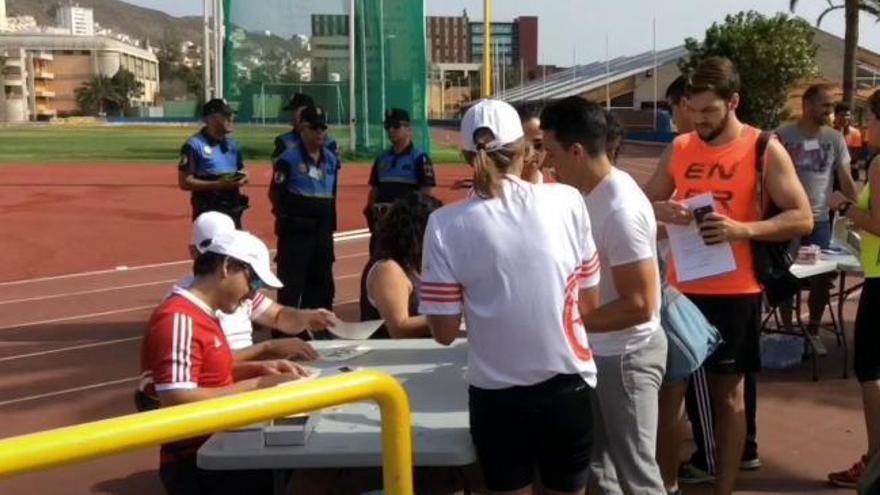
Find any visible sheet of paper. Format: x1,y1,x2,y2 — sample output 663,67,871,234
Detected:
327,319,383,340
318,344,372,362
665,193,737,282
273,366,321,386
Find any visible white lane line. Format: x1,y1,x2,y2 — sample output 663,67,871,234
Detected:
0,279,177,306
0,377,139,407
0,336,143,363
0,229,370,287
0,305,155,332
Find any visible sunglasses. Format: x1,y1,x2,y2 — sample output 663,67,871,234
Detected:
384,122,410,130
308,124,328,132
230,259,264,292
532,140,544,150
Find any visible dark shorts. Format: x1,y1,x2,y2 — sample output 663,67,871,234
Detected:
855,278,880,382
468,374,593,493
687,293,763,375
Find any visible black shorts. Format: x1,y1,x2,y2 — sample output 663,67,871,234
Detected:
468,374,593,493
855,278,880,382
160,456,272,495
687,293,763,375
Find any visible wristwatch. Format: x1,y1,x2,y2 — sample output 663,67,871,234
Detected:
838,201,853,216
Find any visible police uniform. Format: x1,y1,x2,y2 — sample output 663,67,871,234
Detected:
179,100,248,227
273,106,340,311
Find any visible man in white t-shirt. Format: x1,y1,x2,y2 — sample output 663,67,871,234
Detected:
543,96,667,494
183,212,336,361
420,99,602,495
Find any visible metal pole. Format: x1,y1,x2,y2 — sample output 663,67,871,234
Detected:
260,82,265,125
605,33,610,110
213,0,220,99
481,0,492,97
217,0,225,98
541,53,546,103
652,17,657,130
348,0,356,153
440,68,445,119
378,0,386,149
203,0,211,101
357,0,370,149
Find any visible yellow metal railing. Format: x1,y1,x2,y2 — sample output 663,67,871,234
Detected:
0,370,413,494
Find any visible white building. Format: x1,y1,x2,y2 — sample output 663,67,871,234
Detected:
56,4,95,37
0,0,7,32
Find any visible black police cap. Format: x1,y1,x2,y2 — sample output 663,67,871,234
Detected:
283,93,315,111
202,98,233,117
300,105,328,128
384,108,411,126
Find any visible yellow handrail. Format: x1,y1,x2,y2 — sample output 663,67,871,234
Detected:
0,370,413,494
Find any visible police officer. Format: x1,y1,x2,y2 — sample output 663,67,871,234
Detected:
360,108,435,323
365,108,435,233
178,98,249,227
270,93,340,231
273,105,340,317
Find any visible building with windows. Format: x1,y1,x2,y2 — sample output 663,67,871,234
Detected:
426,15,470,64
469,17,537,72
55,3,95,37
0,33,159,121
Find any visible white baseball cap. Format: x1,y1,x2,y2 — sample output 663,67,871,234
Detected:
193,212,236,252
203,230,284,289
460,99,524,152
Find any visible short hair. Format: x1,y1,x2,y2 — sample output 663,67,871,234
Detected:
665,75,688,105
869,89,880,120
539,96,607,158
686,57,741,101
835,102,851,115
193,251,226,277
802,83,835,103
375,192,443,272
605,110,625,162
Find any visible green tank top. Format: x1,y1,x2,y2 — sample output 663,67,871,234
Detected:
858,185,880,278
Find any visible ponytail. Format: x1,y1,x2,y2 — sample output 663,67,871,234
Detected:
467,128,525,199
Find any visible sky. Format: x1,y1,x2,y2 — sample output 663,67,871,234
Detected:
124,0,880,66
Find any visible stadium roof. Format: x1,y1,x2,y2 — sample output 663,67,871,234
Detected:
500,45,688,104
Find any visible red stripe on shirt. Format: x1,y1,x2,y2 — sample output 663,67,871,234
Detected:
421,295,464,303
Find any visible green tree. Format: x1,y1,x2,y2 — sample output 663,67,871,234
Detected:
790,0,880,108
75,74,119,116
111,68,144,115
680,10,819,129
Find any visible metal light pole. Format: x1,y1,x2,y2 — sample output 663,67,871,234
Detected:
481,0,492,97
203,0,211,101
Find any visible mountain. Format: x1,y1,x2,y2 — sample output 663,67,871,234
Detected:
6,0,204,45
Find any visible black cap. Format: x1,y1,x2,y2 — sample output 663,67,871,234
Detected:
202,98,233,117
283,93,315,111
300,105,327,128
384,108,411,127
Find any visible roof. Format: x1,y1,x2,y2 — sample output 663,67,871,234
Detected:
500,45,688,104
0,33,157,62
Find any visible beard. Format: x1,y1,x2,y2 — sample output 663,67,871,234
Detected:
696,107,731,143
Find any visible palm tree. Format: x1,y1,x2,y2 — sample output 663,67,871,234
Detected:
790,0,880,107
75,75,119,116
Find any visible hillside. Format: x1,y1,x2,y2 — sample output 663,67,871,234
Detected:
7,0,203,44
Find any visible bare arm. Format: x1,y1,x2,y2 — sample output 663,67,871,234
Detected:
836,159,858,201
834,157,880,236
253,302,337,336
368,261,430,339
581,260,659,333
157,367,310,407
644,145,693,226
749,139,814,241
427,314,462,346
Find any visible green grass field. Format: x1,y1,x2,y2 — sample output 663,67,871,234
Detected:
0,124,464,164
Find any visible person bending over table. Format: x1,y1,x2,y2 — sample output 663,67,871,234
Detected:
363,192,443,339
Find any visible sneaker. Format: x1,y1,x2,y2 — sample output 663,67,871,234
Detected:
828,456,869,488
679,463,715,484
806,326,828,357
740,456,762,470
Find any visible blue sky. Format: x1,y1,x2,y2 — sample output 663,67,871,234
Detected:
123,0,880,66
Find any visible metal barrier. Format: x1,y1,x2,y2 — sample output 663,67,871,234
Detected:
0,370,413,494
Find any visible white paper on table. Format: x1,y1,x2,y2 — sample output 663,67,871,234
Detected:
327,319,384,340
318,344,371,362
665,193,737,282
273,366,321,386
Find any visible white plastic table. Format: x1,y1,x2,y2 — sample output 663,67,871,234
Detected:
197,339,475,492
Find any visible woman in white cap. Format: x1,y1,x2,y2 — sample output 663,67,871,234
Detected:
420,99,602,495
141,229,312,495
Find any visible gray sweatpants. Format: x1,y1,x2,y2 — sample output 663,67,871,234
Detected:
590,331,667,495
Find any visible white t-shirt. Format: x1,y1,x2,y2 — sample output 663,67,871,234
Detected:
419,175,601,390
173,276,274,350
582,168,661,356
